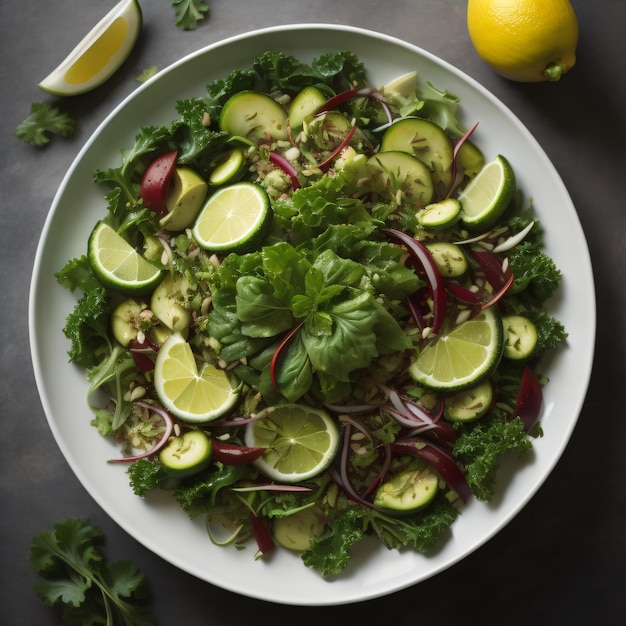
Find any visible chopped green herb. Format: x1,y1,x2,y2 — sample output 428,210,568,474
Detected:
172,0,209,30
15,102,75,146
137,66,158,82
30,518,153,625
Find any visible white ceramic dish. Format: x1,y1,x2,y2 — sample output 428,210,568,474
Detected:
29,24,595,606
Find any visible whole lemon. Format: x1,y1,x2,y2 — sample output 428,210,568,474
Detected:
467,0,579,82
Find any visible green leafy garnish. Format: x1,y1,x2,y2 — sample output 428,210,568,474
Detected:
30,518,153,625
172,0,209,30
55,256,111,367
508,241,563,302
15,102,75,146
137,66,157,83
302,498,459,575
454,414,533,501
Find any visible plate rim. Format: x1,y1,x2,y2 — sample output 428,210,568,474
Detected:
28,23,596,605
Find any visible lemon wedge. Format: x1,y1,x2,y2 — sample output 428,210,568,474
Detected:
39,0,142,96
154,333,240,424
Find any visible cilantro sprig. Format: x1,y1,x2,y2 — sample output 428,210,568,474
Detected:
15,102,75,146
172,0,209,30
30,518,153,626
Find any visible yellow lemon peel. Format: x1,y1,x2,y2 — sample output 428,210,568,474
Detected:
39,0,142,96
467,0,579,82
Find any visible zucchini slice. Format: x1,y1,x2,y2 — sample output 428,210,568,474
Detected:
417,198,462,230
219,91,288,143
381,117,454,175
425,241,468,278
367,150,434,208
444,379,494,422
159,430,213,477
502,314,538,360
288,85,326,131
374,464,439,513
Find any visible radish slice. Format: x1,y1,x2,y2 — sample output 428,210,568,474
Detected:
249,512,276,558
268,151,300,189
514,366,544,432
471,250,514,310
212,440,266,465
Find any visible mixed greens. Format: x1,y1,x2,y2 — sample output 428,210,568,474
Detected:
56,50,566,575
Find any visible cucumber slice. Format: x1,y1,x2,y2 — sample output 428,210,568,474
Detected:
209,148,246,186
374,464,439,513
456,140,485,179
444,379,494,422
288,85,326,131
159,430,213,477
219,91,288,143
367,150,434,208
381,117,454,175
272,507,326,552
425,241,468,278
502,314,538,360
417,198,461,230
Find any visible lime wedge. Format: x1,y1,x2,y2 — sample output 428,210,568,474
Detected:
457,155,515,229
192,182,271,253
244,404,340,483
88,221,163,294
38,0,142,96
154,333,240,423
408,307,504,391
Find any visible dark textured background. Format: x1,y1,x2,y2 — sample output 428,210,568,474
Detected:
2,1,624,623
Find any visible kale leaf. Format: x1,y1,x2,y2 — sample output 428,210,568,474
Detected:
56,256,111,367
454,414,533,501
302,508,365,576
508,241,563,302
173,464,254,518
366,496,460,552
128,459,172,496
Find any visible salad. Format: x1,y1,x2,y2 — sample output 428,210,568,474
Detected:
56,50,566,576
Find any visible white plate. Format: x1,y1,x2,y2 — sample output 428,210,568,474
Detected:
29,24,595,606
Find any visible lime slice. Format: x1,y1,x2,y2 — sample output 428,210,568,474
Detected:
154,333,240,423
192,182,271,253
38,0,142,96
457,155,515,229
88,221,163,294
244,404,340,483
408,307,504,391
